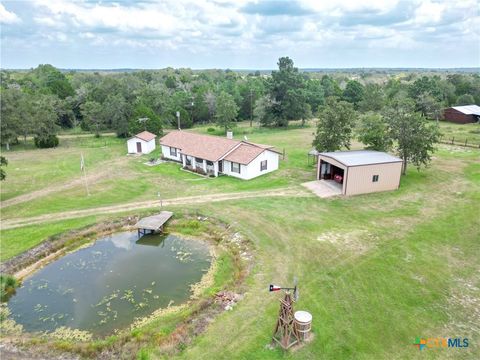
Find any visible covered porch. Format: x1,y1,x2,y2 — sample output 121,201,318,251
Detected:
181,154,219,177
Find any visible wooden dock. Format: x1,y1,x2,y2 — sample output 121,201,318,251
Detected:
135,211,173,236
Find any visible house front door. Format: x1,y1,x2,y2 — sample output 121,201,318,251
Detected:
136,142,142,153
218,160,223,173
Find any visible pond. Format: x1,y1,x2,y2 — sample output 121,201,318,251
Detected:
7,232,212,336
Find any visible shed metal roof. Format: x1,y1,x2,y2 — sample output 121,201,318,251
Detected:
319,150,402,167
451,105,480,115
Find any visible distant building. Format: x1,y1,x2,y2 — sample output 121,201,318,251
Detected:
160,130,280,180
317,150,403,196
443,105,480,124
127,131,157,154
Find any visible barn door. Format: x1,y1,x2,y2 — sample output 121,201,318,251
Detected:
136,142,142,153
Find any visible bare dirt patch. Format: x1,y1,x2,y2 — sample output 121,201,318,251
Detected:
316,229,377,254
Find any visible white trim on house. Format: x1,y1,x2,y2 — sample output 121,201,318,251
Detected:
161,146,279,180
159,131,280,180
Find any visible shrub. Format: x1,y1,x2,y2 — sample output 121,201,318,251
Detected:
207,127,215,133
137,348,151,360
0,274,19,302
34,135,59,148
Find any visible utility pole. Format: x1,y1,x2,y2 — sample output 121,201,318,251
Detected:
250,89,253,127
191,96,195,125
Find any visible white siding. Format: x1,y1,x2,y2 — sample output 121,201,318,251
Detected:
161,145,182,161
127,138,156,154
222,150,279,180
222,160,243,179
143,139,156,154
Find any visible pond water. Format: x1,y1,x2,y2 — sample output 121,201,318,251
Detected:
7,232,211,336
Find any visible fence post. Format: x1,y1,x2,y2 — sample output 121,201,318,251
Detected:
451,137,454,145
465,139,467,147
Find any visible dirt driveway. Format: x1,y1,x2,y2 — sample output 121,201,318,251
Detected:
1,187,311,230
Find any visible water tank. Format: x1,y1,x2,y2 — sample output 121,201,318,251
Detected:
294,310,312,341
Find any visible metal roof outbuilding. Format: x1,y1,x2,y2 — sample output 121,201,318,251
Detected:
319,150,402,167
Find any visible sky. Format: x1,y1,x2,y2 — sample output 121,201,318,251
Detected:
0,0,479,69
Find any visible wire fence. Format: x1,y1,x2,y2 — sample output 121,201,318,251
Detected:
438,136,480,149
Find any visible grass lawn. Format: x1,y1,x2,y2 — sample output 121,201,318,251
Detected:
436,120,480,145
0,216,98,261
0,122,479,359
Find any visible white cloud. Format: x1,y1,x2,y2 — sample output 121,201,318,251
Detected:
1,0,478,68
413,0,445,25
0,3,21,24
299,0,399,14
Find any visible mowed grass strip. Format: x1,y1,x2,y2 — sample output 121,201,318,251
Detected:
0,216,98,261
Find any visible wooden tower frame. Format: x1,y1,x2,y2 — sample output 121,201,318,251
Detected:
272,291,301,350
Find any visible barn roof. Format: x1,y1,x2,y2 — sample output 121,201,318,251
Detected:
134,131,157,142
160,130,277,163
319,150,402,167
451,105,480,115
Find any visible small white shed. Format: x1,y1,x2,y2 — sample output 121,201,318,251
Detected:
127,131,157,154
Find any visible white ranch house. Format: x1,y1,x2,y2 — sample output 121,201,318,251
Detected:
127,131,157,154
160,130,280,180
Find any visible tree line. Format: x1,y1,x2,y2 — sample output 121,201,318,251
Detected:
1,59,479,152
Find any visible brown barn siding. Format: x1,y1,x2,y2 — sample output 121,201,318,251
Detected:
443,108,475,124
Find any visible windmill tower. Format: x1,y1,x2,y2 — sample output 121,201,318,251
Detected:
270,282,301,350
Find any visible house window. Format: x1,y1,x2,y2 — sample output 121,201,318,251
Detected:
372,175,379,182
186,157,192,166
260,160,267,171
195,157,203,164
231,162,241,174
170,147,177,156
